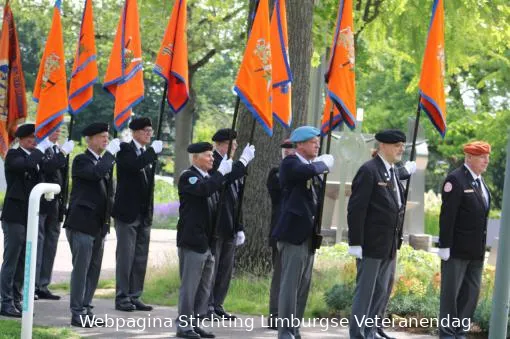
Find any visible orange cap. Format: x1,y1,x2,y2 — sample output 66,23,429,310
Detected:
463,141,491,155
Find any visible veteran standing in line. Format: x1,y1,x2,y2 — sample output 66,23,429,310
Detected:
271,126,334,339
64,123,119,327
348,129,407,339
438,141,491,339
112,117,163,312
176,142,233,339
207,128,255,319
0,124,51,317
36,127,74,300
266,139,295,330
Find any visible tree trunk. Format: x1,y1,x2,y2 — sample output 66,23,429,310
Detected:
235,0,315,273
173,85,195,183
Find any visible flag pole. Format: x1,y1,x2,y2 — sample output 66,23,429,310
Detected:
216,0,258,239
314,105,334,249
156,83,168,140
61,114,75,222
399,96,422,245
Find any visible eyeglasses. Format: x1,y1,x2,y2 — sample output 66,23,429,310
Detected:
142,128,153,134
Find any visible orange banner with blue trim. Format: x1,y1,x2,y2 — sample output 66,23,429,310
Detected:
154,0,189,114
33,0,67,142
419,0,446,137
323,0,356,135
0,2,27,158
234,0,272,136
103,0,144,131
69,0,98,115
270,0,292,128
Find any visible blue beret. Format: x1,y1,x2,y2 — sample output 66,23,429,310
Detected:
15,123,35,138
290,126,320,143
187,142,213,154
82,122,109,137
129,117,152,130
375,129,406,144
212,128,237,142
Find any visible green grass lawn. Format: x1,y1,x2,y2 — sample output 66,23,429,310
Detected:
137,255,342,318
0,319,79,339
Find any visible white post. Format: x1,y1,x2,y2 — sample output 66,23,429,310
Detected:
21,183,61,339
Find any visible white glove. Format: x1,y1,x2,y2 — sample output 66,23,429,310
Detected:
106,138,121,155
314,154,334,170
61,140,74,155
239,143,255,166
348,246,363,259
438,248,450,261
151,140,163,154
235,231,246,246
404,161,417,175
36,137,52,153
217,158,233,176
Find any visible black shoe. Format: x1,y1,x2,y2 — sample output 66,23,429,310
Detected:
267,315,278,330
37,289,60,300
115,303,135,312
71,317,93,328
131,299,153,311
376,328,396,339
176,329,201,339
214,307,237,319
194,326,216,338
14,303,22,313
0,307,21,318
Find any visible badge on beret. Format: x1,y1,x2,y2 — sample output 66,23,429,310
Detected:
188,177,198,185
444,182,453,193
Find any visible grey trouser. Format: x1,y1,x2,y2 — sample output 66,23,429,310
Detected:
0,222,25,309
269,244,282,317
277,240,314,339
350,257,395,339
439,258,483,338
36,203,60,292
115,216,151,305
177,247,215,331
208,235,235,308
378,257,397,319
66,229,105,319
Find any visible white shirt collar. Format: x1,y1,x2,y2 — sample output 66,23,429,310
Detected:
464,163,482,181
87,148,101,160
20,147,31,155
132,139,145,152
295,151,311,164
193,165,209,178
378,154,394,172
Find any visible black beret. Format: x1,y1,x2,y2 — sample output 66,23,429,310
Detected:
129,117,152,130
280,139,294,149
375,129,406,144
187,142,213,154
212,128,237,142
82,122,109,137
15,123,35,138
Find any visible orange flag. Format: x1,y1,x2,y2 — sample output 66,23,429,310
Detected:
33,0,67,142
323,0,356,135
320,97,343,135
234,0,273,136
154,0,189,114
419,0,446,136
270,0,292,128
0,2,27,158
69,0,98,115
103,0,144,131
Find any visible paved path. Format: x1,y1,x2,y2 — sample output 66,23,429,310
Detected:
5,297,436,339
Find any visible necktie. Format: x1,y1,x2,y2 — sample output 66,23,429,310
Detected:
389,168,401,208
475,178,488,208
53,145,59,154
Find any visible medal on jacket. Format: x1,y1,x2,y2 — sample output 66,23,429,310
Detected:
307,179,312,189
